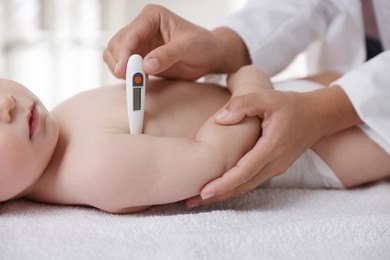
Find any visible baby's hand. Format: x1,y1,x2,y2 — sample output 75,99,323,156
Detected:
227,65,273,97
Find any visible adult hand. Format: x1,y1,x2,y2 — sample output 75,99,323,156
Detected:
103,4,250,80
186,84,361,207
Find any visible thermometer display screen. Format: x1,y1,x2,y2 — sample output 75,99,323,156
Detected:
133,88,141,110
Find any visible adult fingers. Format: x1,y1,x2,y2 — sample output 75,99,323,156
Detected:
103,27,145,79
186,162,275,208
143,38,191,76
104,5,164,78
215,93,267,125
114,44,135,79
112,21,155,78
102,49,117,77
200,136,274,200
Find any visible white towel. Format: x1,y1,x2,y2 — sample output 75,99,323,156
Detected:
1,181,389,259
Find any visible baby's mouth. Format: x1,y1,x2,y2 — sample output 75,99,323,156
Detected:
29,106,40,139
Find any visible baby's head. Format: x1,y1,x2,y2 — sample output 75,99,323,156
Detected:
0,78,59,202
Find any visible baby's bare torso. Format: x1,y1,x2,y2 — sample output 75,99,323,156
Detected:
26,80,230,207
60,79,229,137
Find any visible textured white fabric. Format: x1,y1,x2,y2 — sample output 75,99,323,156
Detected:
373,0,390,50
1,181,389,259
217,0,365,75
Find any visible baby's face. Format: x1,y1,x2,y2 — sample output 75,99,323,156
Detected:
0,79,59,201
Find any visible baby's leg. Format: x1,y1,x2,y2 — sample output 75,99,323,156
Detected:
312,124,390,188
274,73,390,188
306,73,390,187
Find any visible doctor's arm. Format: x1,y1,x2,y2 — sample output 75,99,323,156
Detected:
107,0,345,78
331,50,390,154
104,0,352,79
218,0,361,75
187,81,361,205
192,52,390,206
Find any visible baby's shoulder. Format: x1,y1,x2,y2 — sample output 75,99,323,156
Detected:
30,134,120,205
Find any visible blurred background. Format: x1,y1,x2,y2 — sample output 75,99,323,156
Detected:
0,0,304,109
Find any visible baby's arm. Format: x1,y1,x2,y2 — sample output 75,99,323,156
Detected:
83,83,261,214
85,120,259,213
226,65,273,97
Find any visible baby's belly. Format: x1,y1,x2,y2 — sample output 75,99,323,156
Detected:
143,79,230,137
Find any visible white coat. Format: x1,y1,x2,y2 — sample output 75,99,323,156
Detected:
219,0,390,154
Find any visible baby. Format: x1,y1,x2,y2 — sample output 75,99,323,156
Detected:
1,66,389,213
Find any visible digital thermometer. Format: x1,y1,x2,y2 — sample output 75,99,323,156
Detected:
126,54,146,134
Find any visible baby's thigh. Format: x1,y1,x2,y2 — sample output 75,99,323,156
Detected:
303,72,341,86
312,126,390,188
273,72,341,92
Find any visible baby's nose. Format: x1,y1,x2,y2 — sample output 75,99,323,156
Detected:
0,95,16,123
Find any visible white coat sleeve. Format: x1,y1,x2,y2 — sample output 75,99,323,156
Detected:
332,50,390,154
217,0,364,76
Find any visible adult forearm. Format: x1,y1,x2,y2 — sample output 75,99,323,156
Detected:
332,51,390,154
303,85,362,138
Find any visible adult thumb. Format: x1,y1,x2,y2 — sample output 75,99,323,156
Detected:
144,42,185,75
215,94,262,125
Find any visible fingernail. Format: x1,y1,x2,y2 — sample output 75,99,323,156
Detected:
215,109,229,120
114,63,119,75
148,58,160,73
114,61,123,76
187,201,200,209
201,193,215,200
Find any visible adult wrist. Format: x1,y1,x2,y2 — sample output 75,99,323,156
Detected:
304,85,362,137
211,27,251,74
